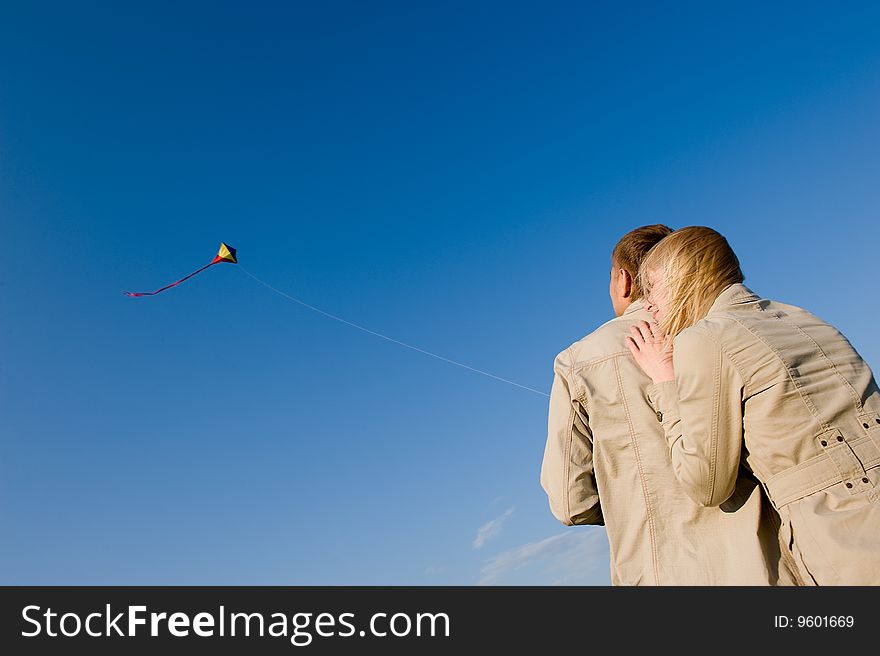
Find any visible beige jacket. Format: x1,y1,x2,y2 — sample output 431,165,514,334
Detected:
541,301,793,585
649,283,880,585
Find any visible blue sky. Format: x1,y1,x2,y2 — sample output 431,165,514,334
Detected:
2,1,880,584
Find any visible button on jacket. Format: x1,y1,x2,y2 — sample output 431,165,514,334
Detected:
541,301,793,585
649,283,880,585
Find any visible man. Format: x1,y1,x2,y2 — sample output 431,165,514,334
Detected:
540,225,796,585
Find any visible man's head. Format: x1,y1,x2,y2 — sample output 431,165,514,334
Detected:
609,224,673,317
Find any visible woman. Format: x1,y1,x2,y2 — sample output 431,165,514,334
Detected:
626,226,880,585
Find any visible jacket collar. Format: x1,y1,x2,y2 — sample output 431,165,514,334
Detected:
707,282,760,314
623,299,645,316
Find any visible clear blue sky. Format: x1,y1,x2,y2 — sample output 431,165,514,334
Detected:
2,1,880,585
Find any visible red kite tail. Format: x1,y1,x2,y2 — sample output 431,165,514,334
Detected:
124,260,218,297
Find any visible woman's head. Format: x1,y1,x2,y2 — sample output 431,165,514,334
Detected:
639,226,744,338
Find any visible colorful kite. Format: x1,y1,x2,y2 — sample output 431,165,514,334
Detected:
124,243,237,297
124,240,548,396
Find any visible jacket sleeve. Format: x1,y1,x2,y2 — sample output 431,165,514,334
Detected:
540,348,604,526
647,328,744,508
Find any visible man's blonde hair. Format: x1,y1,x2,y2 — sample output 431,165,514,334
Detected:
639,226,744,338
612,224,673,300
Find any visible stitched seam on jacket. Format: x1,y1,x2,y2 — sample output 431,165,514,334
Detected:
771,313,864,416
705,336,722,506
690,325,752,398
561,351,576,523
562,402,575,523
686,327,734,507
614,356,660,584
570,350,631,371
725,314,830,431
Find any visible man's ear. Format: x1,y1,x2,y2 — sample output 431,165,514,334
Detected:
618,268,634,299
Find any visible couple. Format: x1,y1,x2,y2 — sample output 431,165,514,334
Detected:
540,225,880,585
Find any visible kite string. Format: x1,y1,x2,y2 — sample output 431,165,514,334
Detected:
238,265,550,398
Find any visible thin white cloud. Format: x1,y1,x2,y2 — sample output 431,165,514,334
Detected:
472,506,516,550
477,529,609,585
424,564,447,577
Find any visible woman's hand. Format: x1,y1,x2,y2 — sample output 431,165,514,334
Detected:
626,320,675,384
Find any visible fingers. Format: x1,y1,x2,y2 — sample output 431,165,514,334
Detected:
628,321,668,359
639,320,659,341
626,334,650,376
631,320,664,343
629,322,650,344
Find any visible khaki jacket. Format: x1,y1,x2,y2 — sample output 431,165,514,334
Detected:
649,283,880,585
541,301,793,585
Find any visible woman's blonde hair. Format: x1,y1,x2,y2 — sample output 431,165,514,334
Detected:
639,226,744,338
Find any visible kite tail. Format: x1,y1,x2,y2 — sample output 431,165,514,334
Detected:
238,265,550,398
124,260,218,297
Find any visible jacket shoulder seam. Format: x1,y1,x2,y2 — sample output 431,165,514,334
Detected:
570,350,631,372
687,323,751,397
